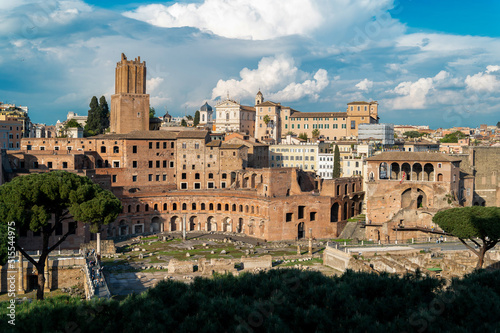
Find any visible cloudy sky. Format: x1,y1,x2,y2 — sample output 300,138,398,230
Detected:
1,0,499,128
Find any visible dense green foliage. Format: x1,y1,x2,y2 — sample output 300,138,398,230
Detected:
263,115,270,125
149,106,155,119
298,133,308,141
440,131,467,143
84,96,109,136
312,128,320,138
2,269,500,332
0,171,122,299
433,206,500,268
180,119,187,127
64,119,82,128
403,130,423,138
193,110,200,127
333,144,340,178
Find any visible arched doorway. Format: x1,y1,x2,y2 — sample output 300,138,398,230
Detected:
119,220,128,236
330,203,339,222
189,216,197,231
297,222,305,239
170,216,179,231
238,218,244,233
343,202,348,220
222,217,232,232
151,217,160,233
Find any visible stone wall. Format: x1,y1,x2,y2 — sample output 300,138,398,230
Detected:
241,255,272,270
80,240,116,255
322,246,351,272
167,259,194,274
198,258,237,275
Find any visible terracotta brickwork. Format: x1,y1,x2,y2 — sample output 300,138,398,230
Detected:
364,152,464,242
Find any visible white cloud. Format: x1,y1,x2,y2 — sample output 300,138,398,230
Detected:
147,77,164,93
270,69,329,102
211,54,328,102
49,0,92,24
386,71,449,109
355,78,373,91
465,65,500,93
123,0,323,40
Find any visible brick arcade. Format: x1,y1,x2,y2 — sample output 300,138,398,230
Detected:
4,54,365,249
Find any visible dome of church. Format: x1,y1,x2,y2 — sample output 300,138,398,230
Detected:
200,102,212,112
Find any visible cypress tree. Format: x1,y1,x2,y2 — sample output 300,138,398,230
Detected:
99,96,110,131
193,110,200,127
333,144,341,178
84,96,102,136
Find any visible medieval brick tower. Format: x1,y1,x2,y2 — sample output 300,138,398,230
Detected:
110,53,150,134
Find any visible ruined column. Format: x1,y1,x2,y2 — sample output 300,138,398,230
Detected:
97,232,101,256
297,244,301,255
44,257,50,291
308,228,313,255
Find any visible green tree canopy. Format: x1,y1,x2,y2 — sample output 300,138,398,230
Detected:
298,133,308,141
263,115,270,125
149,106,156,119
64,119,82,129
312,128,320,138
403,131,423,138
440,131,467,143
0,171,122,299
433,206,500,268
180,119,187,127
333,144,341,178
193,110,200,127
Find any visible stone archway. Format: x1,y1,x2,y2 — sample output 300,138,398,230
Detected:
189,216,197,231
151,216,161,233
222,217,232,232
238,218,244,233
170,216,179,231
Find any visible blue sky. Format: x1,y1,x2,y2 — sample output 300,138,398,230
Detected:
1,0,499,129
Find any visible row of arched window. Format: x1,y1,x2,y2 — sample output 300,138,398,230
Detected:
336,183,358,196
125,202,260,214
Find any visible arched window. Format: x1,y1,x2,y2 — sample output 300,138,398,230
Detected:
239,205,243,212
136,205,140,212
172,203,177,211
182,203,187,210
113,146,119,153
217,203,221,210
251,206,255,213
101,146,106,153
379,162,388,179
336,185,340,196
127,205,131,213
225,204,229,211
192,203,197,210
209,203,214,210
163,203,167,210
154,204,158,211
201,203,206,210
232,204,236,211
145,204,149,212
